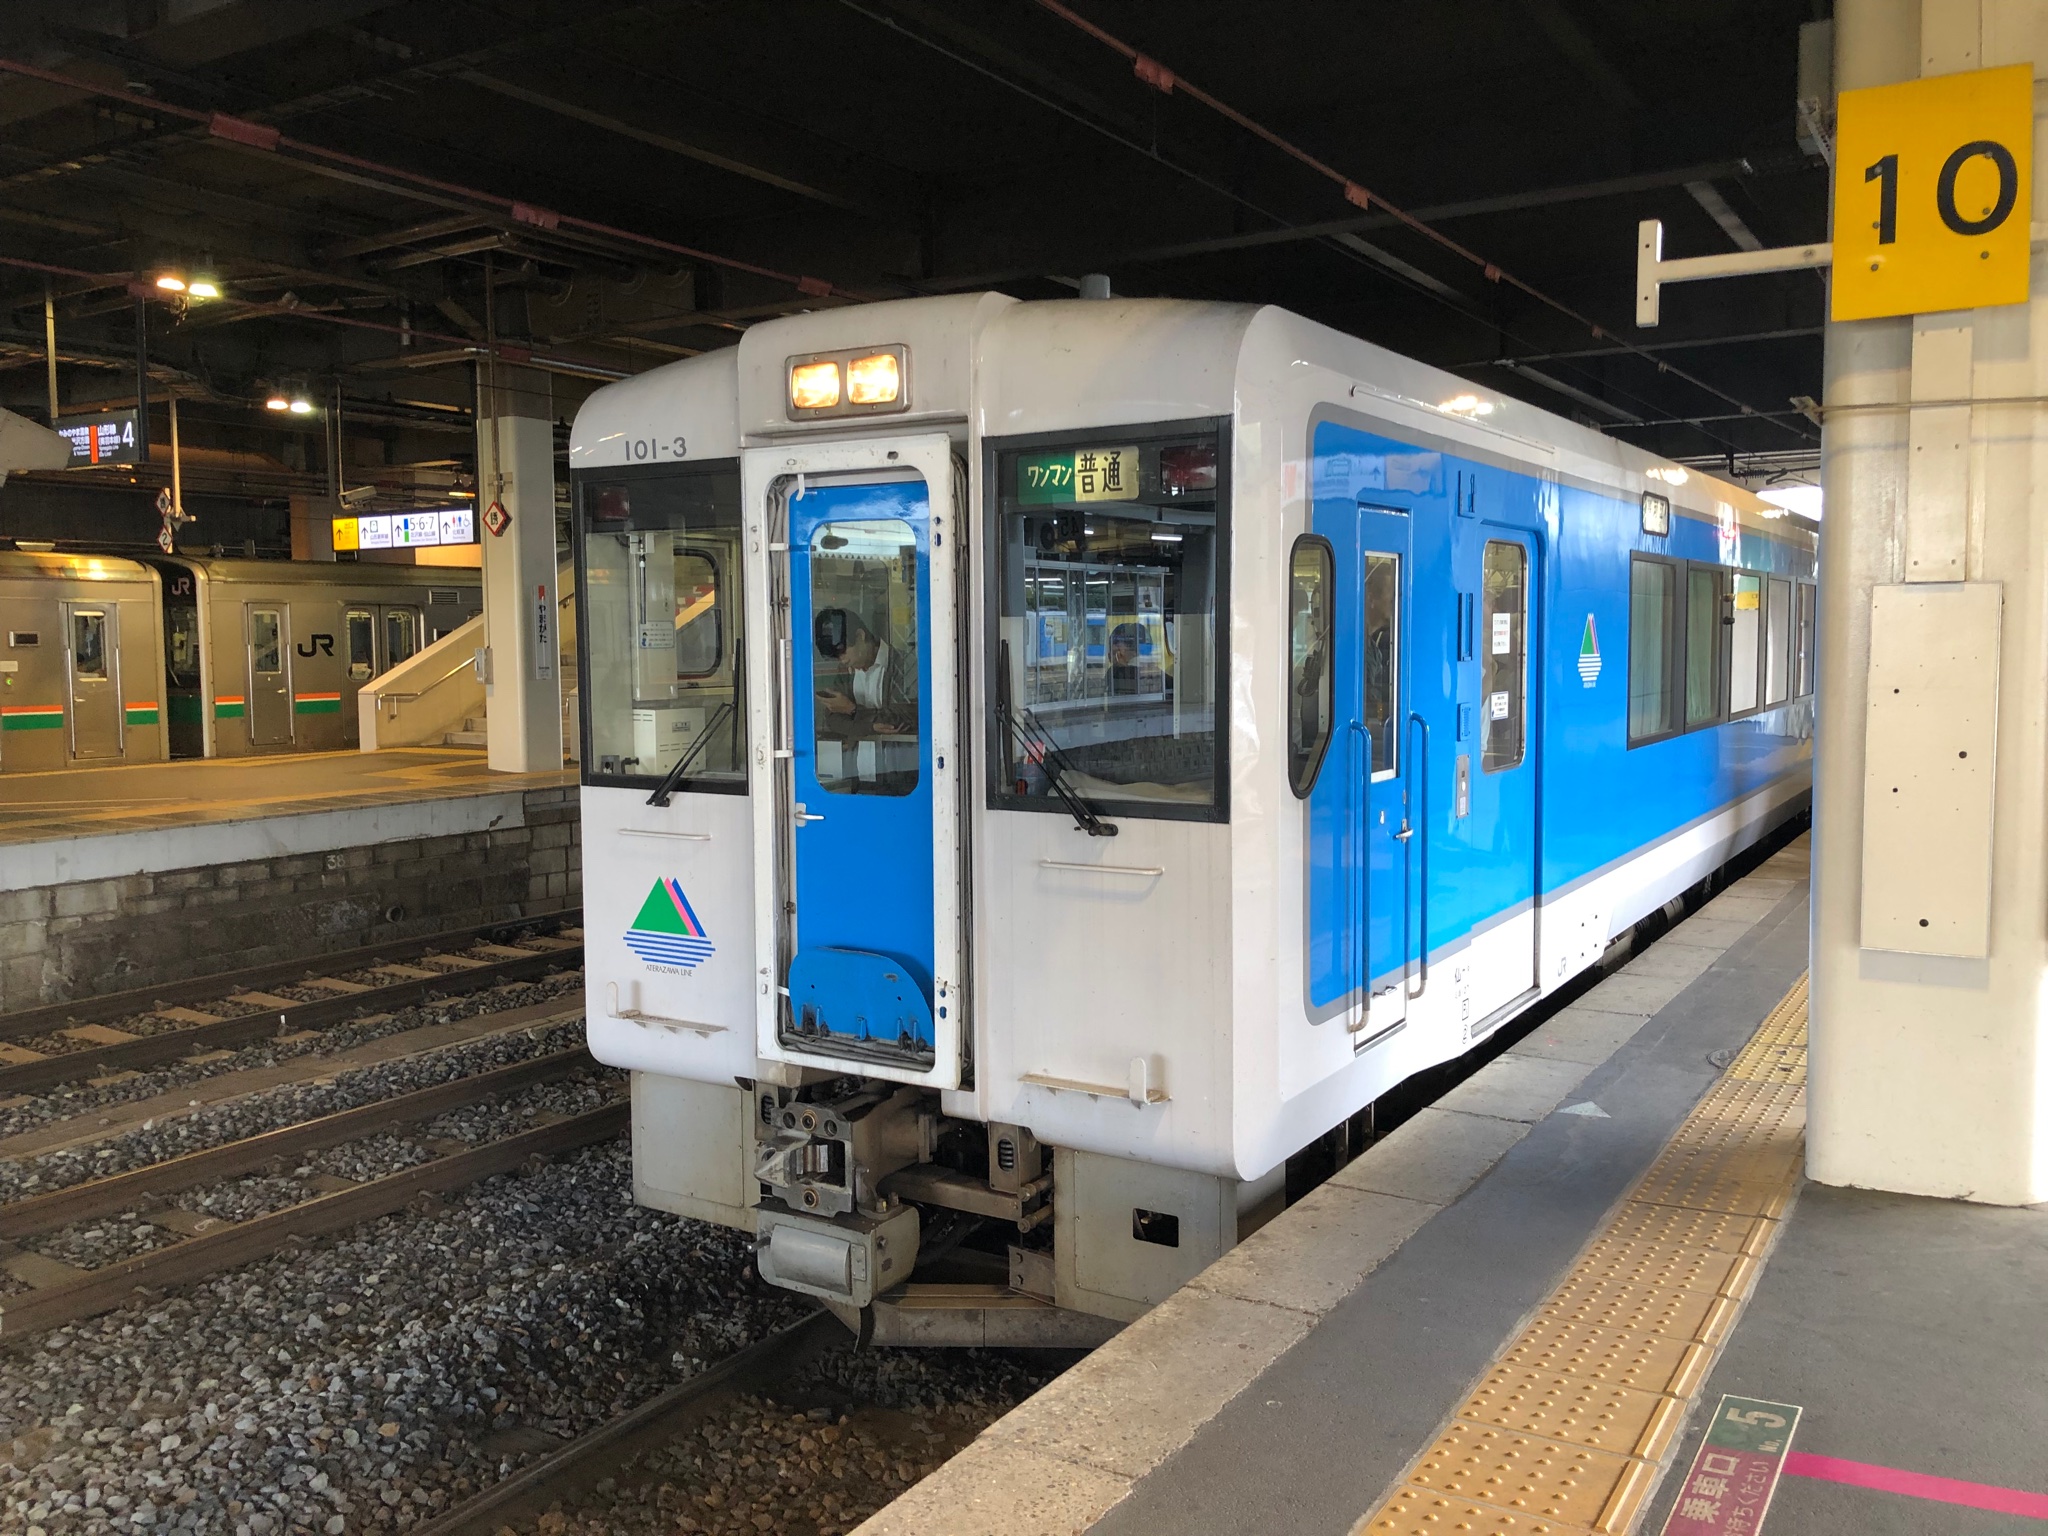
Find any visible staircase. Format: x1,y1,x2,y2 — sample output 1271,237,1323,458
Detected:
444,716,488,749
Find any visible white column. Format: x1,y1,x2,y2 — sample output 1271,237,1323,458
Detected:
476,364,563,773
1809,0,2048,1204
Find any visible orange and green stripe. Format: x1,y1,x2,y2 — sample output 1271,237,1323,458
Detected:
214,695,246,720
0,704,63,732
125,700,159,726
293,691,342,715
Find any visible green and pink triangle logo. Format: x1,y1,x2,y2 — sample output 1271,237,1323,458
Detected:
1577,614,1601,687
624,876,715,969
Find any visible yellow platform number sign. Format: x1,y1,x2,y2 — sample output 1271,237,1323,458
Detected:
1832,63,2033,321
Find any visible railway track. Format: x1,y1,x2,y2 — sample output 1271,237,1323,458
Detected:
0,915,584,1096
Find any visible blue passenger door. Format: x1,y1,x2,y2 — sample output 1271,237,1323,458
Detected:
1356,506,1413,1040
782,477,938,1070
1468,529,1540,1012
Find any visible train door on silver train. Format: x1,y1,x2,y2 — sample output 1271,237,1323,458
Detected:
245,604,293,746
380,607,421,670
63,603,123,760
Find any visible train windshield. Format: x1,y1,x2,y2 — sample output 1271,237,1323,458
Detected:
990,424,1227,820
576,462,746,790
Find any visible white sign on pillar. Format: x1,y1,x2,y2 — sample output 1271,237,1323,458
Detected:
478,393,562,773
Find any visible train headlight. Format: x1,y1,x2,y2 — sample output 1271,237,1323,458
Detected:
790,360,842,411
846,352,901,405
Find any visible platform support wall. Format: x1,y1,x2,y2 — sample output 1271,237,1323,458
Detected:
476,363,562,774
1811,0,2048,1203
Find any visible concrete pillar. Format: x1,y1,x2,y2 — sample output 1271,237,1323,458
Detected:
476,363,563,773
1809,0,2048,1204
288,494,336,560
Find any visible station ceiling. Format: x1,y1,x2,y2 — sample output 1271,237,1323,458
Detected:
0,0,1829,517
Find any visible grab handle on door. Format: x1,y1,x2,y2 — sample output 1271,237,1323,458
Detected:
1347,720,1370,1027
1406,711,1430,1000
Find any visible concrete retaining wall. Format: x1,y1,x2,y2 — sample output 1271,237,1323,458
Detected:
0,785,580,1011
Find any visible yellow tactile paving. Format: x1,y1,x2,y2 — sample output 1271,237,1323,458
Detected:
1350,975,1810,1536
1408,1423,1634,1526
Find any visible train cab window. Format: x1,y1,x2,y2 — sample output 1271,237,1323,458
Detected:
382,609,419,669
1481,541,1526,772
1728,573,1762,715
250,610,282,675
575,463,745,790
1628,556,1680,743
345,610,375,682
1795,582,1817,696
1764,577,1792,706
1363,553,1399,778
990,424,1228,821
1287,536,1335,796
810,519,920,797
1685,567,1723,728
71,611,108,677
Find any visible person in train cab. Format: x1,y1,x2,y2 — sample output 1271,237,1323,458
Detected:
816,609,916,737
1107,622,1145,693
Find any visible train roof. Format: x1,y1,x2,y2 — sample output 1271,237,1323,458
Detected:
161,557,480,589
0,549,157,582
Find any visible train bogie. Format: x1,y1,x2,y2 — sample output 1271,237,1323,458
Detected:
571,294,1816,1335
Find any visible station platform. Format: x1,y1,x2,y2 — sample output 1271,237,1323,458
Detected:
0,748,579,1013
858,836,2048,1535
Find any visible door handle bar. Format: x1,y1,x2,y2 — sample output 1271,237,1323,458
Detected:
1407,710,1430,1001
1346,720,1370,1031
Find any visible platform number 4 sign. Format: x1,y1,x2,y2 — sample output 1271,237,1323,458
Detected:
1833,63,2033,322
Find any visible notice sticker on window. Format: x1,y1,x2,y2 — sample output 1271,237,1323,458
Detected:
1491,611,1512,655
1489,690,1511,720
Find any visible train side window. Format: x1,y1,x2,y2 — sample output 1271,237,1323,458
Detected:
1287,535,1335,797
1764,578,1792,705
250,609,282,675
72,611,108,678
1795,581,1817,696
1684,566,1723,728
1363,552,1399,778
1627,556,1680,744
673,550,723,679
1728,573,1762,715
383,609,418,668
1481,541,1525,772
345,610,375,682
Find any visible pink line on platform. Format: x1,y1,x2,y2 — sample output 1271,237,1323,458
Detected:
1783,1452,2048,1519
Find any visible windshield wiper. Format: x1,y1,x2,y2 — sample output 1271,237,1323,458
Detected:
995,664,1116,838
647,698,737,807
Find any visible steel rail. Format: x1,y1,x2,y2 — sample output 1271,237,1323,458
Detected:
0,1047,594,1239
0,910,582,1042
0,1101,627,1337
0,940,583,1096
409,1312,843,1536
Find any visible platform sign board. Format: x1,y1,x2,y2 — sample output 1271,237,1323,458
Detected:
332,508,476,552
53,409,140,467
1660,1395,1802,1536
1833,63,2033,321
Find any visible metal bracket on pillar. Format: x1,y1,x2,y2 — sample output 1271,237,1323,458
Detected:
1635,220,1832,328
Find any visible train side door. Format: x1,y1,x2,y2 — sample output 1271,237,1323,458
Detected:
381,607,420,670
245,604,293,746
780,477,939,1070
1354,506,1412,1039
1471,531,1541,1006
63,603,123,760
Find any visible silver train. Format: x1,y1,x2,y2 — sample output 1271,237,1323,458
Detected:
0,549,480,772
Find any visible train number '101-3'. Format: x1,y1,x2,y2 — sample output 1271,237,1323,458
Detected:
626,436,689,462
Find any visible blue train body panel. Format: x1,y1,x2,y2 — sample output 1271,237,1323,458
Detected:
1307,418,1813,1016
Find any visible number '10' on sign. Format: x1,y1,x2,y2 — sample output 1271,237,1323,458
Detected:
1831,62,2033,322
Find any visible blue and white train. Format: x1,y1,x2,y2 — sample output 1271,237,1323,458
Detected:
567,292,1815,1341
